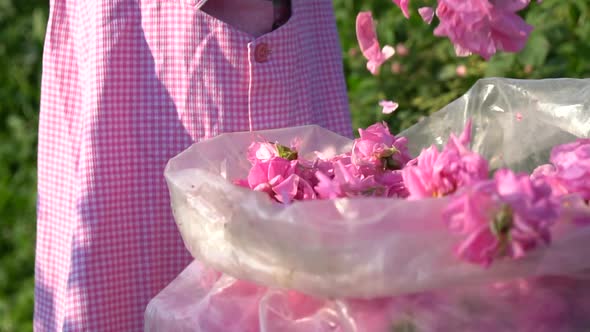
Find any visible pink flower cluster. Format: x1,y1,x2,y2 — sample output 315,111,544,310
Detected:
392,0,538,60
441,138,590,266
532,139,590,200
239,141,317,203
238,122,589,268
241,123,412,202
443,169,558,267
531,139,590,225
402,120,489,198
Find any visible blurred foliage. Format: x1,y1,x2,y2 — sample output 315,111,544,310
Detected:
334,0,590,133
0,0,588,329
0,0,47,331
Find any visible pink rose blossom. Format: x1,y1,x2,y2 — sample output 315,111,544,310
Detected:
403,121,489,198
247,142,279,164
334,161,383,197
390,0,536,59
247,140,300,165
493,0,534,11
549,139,590,200
433,0,533,60
402,146,442,198
314,170,344,199
356,12,395,75
315,160,381,198
352,122,411,174
443,169,559,267
315,153,408,199
531,164,569,196
247,157,316,203
248,157,293,193
531,140,590,225
560,195,590,226
247,157,293,197
376,171,409,197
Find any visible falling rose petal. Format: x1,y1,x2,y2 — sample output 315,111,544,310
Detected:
356,12,395,75
381,45,395,58
418,7,434,24
392,0,411,18
516,112,523,121
379,100,399,114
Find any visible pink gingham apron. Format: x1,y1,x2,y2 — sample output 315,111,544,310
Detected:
35,0,351,330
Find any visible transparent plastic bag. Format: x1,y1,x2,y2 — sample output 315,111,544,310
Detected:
145,261,590,331
164,78,590,298
148,78,590,331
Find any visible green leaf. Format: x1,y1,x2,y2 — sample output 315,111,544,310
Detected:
437,64,458,80
275,144,298,161
517,31,550,66
485,53,516,77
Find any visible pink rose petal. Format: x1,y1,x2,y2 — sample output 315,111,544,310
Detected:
392,0,411,18
356,12,395,75
418,6,435,24
379,100,399,114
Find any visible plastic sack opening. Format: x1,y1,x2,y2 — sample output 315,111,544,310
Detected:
164,78,590,299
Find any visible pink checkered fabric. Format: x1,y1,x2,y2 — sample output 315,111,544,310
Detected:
35,0,351,330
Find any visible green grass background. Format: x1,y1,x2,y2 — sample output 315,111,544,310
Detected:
0,0,588,330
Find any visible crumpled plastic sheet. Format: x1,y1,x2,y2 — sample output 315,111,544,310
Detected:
146,78,590,331
145,260,590,332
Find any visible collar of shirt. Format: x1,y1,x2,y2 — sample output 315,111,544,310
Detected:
196,0,291,31
270,0,291,30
